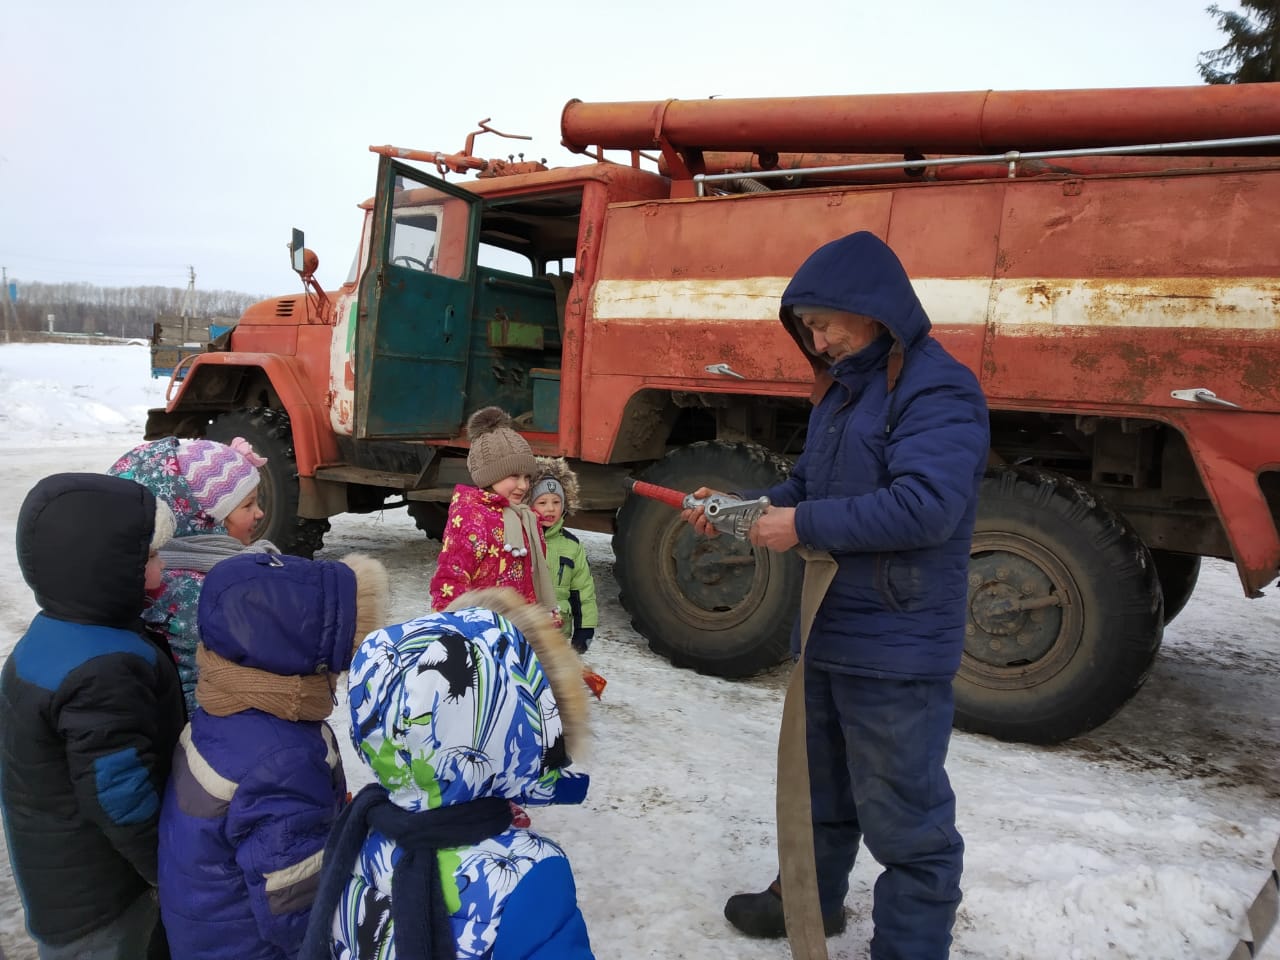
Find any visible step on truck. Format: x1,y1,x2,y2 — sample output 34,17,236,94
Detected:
146,83,1280,744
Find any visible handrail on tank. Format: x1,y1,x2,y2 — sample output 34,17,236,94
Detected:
692,133,1280,196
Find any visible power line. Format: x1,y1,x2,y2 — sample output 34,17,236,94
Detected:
0,249,189,272
3,269,200,286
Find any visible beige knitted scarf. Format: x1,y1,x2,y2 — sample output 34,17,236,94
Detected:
195,643,336,722
502,503,558,613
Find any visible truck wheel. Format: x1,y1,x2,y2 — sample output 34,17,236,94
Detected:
955,467,1163,744
407,501,447,541
1150,549,1201,624
614,441,802,678
205,407,330,558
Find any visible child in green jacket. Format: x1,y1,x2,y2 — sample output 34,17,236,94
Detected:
530,458,598,654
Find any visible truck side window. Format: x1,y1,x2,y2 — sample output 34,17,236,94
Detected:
479,242,533,276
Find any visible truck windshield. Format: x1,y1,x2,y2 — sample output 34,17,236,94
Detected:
390,204,444,275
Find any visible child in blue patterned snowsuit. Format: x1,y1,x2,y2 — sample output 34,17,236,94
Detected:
301,586,594,960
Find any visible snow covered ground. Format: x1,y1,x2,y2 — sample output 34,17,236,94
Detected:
1,342,1277,960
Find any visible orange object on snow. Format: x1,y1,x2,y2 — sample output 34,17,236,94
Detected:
582,669,607,701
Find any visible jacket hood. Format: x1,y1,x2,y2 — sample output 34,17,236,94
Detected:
532,456,580,513
17,473,157,626
108,437,224,537
198,552,388,677
780,231,932,373
348,587,588,813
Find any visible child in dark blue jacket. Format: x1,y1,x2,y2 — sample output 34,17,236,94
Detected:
1,473,182,959
156,550,388,960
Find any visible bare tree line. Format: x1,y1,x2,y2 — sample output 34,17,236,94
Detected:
6,281,262,339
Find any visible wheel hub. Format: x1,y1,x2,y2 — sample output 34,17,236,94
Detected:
672,528,760,613
966,546,1064,667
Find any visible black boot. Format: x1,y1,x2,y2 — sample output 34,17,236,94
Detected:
723,879,847,939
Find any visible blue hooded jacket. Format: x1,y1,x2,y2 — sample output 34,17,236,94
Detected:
2,474,184,946
761,231,989,679
157,551,386,960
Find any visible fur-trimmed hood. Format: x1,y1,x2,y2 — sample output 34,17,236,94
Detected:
347,587,588,812
532,456,580,513
447,587,587,755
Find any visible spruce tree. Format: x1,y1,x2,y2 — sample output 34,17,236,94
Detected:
1198,0,1280,83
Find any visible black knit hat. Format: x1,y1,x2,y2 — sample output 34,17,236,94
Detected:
466,407,537,489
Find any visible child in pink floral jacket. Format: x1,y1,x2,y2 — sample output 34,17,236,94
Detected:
428,407,561,624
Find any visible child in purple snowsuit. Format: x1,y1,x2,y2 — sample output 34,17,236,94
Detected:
157,550,389,960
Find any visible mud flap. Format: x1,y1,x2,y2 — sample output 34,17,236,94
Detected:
777,547,838,959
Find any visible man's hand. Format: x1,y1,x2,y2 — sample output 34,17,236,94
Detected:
681,486,725,538
749,505,799,552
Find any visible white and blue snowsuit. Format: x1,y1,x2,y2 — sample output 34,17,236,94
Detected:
303,587,593,960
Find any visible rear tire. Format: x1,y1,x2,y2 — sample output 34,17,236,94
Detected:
613,441,802,678
1150,549,1201,624
205,407,329,558
955,467,1163,744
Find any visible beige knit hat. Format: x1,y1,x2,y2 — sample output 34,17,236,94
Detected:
466,406,537,490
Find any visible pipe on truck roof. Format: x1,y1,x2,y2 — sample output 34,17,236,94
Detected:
561,84,1280,157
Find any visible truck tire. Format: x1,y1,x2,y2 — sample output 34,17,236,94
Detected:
407,501,448,541
614,441,801,678
955,467,1163,744
205,407,329,558
1150,549,1201,624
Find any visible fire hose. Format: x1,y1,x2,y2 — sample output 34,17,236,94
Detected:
622,480,771,539
625,477,834,959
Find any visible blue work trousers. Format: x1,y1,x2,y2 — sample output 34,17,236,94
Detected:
804,663,963,960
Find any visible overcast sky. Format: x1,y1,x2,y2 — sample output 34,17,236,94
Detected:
0,0,1243,298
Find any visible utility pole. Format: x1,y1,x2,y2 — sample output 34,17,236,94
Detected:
1,266,17,344
177,265,196,341
179,265,196,317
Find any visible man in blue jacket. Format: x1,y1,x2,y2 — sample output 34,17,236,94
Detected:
688,232,989,959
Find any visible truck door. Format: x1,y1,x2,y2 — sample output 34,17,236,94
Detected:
355,157,480,438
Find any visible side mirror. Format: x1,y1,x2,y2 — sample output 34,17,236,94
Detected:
290,228,306,274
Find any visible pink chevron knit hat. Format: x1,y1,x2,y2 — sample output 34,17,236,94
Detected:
175,437,268,523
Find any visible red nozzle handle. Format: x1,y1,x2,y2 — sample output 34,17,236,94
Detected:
626,479,689,510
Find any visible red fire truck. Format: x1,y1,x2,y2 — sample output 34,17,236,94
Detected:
147,83,1280,743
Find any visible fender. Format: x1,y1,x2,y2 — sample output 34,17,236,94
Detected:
162,352,338,476
1167,410,1280,597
